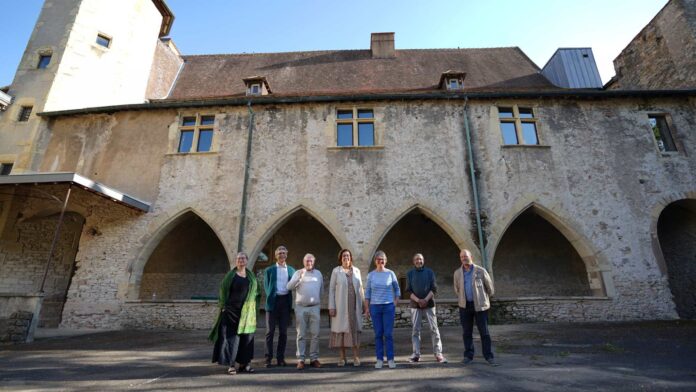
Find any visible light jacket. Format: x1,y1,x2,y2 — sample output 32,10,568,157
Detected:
328,266,365,333
453,264,494,311
264,264,296,311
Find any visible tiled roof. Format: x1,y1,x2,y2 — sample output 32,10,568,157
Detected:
166,47,559,100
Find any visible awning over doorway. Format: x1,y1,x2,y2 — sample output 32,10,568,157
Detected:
0,172,151,212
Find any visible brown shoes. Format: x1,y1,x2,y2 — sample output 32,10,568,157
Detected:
297,361,305,370
310,360,321,368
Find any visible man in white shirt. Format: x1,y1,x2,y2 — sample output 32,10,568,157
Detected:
287,253,324,369
263,246,296,367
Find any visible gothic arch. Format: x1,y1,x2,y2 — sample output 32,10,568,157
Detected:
363,202,479,265
649,191,696,276
489,201,611,297
246,201,350,270
126,207,229,300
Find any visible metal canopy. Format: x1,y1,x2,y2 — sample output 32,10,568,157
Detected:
0,172,151,212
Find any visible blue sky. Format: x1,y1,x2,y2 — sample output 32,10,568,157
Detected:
2,0,668,87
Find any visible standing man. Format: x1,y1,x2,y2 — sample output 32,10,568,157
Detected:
263,245,296,367
406,253,447,363
287,253,324,370
453,249,498,366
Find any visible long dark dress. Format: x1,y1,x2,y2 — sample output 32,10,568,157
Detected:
212,274,254,366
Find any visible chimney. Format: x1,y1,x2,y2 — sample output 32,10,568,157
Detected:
370,32,395,59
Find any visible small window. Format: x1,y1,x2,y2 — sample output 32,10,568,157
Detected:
177,114,216,153
250,84,261,95
37,54,52,69
96,34,111,48
0,163,13,176
448,79,462,90
18,106,33,122
498,105,539,145
336,108,375,147
648,115,677,153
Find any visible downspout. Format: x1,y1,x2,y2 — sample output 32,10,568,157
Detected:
39,184,72,292
236,102,255,252
462,97,488,269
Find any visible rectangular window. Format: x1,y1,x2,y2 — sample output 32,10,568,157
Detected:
0,163,13,176
37,54,52,69
96,33,111,48
336,108,375,147
177,114,216,153
18,106,33,122
648,115,677,152
498,106,539,145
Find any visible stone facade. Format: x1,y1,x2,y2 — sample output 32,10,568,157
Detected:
1,0,695,330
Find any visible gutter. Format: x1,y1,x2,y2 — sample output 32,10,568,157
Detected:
38,89,696,118
461,97,487,269
236,101,255,252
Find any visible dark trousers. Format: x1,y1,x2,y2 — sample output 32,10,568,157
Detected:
459,302,494,360
265,294,291,361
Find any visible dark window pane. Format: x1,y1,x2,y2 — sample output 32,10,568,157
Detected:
0,163,12,176
518,108,534,118
357,109,373,119
37,55,51,69
649,116,676,152
96,34,111,48
498,107,514,118
521,122,538,144
337,124,353,146
182,116,196,126
200,115,215,125
178,130,193,153
197,129,213,152
18,106,32,122
500,122,518,144
449,79,459,89
358,122,374,146
337,110,353,119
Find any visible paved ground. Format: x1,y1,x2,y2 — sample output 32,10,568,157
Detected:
1,320,695,391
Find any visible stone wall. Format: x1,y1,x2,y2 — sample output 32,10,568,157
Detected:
140,273,225,300
0,293,42,343
611,0,696,89
121,301,219,329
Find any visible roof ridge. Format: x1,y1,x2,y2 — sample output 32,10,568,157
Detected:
179,46,522,59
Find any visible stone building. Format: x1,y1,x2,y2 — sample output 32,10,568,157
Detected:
0,0,694,332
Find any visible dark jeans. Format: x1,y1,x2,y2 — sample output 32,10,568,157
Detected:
459,302,494,360
265,294,291,361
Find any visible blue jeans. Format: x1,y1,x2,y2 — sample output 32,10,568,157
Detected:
370,303,395,360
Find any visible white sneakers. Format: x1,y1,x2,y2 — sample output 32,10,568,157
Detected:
374,359,396,369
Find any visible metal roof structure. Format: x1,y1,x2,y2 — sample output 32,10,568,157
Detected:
0,172,150,212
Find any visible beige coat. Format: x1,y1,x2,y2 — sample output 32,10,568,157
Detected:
453,264,494,312
328,265,365,333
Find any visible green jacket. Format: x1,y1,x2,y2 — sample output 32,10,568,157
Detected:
208,268,259,342
263,264,296,311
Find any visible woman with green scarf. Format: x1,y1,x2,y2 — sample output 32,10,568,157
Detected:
210,252,260,375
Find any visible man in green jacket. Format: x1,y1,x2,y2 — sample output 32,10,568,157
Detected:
263,245,296,367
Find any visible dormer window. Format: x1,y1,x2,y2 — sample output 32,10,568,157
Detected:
243,76,271,96
439,71,466,91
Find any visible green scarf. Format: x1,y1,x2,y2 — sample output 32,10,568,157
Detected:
208,267,259,342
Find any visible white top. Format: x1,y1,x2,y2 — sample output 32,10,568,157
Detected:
276,263,289,295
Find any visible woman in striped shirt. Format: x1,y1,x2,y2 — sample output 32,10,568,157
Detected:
365,250,401,369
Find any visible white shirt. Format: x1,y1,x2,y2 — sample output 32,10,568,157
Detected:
276,263,289,295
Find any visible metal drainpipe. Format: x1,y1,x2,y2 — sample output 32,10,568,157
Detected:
462,97,488,270
236,102,255,253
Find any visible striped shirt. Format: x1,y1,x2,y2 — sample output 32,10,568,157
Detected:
366,269,401,304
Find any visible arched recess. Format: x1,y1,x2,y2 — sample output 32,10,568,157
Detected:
655,198,696,319
246,203,350,271
490,203,608,298
365,204,477,299
127,209,229,300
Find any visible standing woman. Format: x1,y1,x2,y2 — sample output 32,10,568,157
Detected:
366,250,401,369
328,249,368,367
210,252,260,375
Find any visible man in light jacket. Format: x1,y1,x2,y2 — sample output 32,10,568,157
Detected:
453,249,498,366
287,253,323,369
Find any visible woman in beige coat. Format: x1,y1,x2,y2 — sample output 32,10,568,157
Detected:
328,249,368,367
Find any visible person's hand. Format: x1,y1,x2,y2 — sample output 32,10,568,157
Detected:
418,299,427,308
329,309,336,317
300,269,305,280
